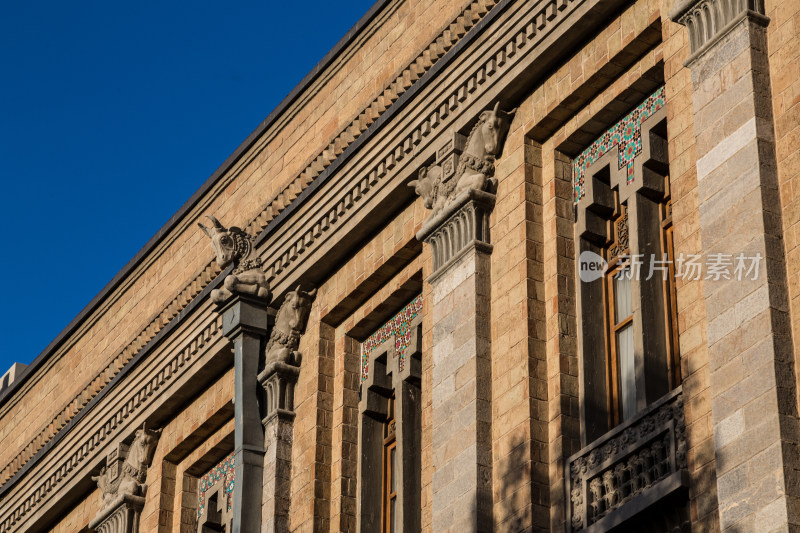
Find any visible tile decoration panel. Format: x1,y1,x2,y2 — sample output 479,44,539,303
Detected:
198,452,235,519
573,86,666,201
361,294,423,381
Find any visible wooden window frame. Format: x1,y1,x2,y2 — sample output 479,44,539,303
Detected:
382,395,397,533
660,176,681,389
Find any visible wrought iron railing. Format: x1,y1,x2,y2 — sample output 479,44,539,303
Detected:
566,388,688,532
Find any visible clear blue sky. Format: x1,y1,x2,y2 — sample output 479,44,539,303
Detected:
0,0,377,374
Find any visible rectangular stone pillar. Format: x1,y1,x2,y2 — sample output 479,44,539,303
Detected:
672,2,800,530
220,294,269,533
418,189,494,532
259,364,299,533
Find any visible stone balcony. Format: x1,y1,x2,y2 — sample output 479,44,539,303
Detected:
566,388,689,532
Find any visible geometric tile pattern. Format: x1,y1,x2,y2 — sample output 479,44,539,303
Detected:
361,294,423,381
573,86,666,201
197,452,235,519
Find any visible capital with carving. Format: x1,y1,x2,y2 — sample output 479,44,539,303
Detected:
410,101,514,221
89,424,161,533
257,285,317,423
198,215,271,304
670,0,769,62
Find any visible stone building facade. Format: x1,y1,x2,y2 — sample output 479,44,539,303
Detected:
0,0,798,531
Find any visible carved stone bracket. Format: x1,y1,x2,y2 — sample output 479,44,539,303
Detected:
410,102,513,223
565,388,688,532
417,188,495,279
89,425,161,533
670,0,769,63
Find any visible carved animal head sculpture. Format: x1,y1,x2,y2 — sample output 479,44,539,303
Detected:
198,215,270,303
91,423,162,513
126,424,161,479
198,215,251,270
264,285,318,368
472,101,513,160
410,102,515,219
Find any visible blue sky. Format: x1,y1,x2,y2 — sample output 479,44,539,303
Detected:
0,0,376,374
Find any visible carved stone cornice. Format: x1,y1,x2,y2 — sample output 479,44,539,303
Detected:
417,188,495,280
670,0,769,63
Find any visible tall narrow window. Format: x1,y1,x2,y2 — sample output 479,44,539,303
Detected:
358,295,422,532
661,177,681,389
383,396,397,533
604,203,636,425
574,88,678,442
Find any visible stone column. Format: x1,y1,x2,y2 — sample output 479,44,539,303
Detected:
671,1,800,530
255,286,316,533
259,362,299,533
418,189,494,533
219,294,269,533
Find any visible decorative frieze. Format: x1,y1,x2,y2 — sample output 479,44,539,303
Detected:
573,86,666,202
261,0,583,284
670,0,768,59
197,453,235,532
361,294,423,381
566,389,687,532
89,425,161,533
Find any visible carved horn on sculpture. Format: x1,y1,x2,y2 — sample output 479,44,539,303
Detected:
493,101,499,113
305,287,317,298
206,214,225,230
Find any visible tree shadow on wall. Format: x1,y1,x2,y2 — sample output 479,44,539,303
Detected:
468,435,533,533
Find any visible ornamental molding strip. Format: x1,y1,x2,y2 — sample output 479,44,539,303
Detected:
256,0,623,298
669,0,769,63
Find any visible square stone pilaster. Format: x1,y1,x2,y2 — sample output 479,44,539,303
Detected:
258,361,300,533
671,1,800,530
218,293,270,533
418,189,494,532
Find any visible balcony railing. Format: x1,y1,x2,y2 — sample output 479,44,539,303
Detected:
566,388,688,532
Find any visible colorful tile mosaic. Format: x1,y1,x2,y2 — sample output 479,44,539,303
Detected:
197,452,235,519
361,294,423,381
573,86,666,201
